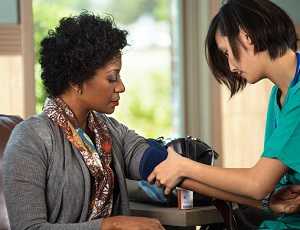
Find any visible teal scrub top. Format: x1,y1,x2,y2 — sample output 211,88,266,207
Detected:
259,53,300,229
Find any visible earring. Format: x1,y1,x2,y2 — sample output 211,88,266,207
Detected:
77,89,82,95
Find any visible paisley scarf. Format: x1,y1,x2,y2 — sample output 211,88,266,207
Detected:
44,97,114,220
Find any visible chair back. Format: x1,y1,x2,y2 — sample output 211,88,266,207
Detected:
0,115,23,230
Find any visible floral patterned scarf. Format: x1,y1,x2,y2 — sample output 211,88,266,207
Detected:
44,97,114,220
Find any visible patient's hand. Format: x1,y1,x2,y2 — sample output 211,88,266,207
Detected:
270,185,300,214
101,216,165,230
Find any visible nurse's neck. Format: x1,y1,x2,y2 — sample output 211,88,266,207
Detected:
265,49,297,96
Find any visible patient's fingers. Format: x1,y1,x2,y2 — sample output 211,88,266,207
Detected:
164,187,171,195
147,172,156,184
155,180,161,187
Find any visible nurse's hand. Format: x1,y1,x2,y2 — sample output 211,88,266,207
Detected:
147,146,186,195
101,216,165,230
270,185,300,214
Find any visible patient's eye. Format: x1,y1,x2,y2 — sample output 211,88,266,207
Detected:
108,73,120,83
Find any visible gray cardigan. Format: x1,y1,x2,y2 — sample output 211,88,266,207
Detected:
3,113,148,230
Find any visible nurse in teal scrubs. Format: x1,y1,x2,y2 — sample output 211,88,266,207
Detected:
147,0,300,228
260,53,300,228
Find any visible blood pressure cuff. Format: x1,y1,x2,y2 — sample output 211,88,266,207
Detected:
139,136,218,180
136,136,219,206
139,138,168,180
166,136,218,165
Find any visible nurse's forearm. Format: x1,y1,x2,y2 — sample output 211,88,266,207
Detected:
181,179,261,209
179,157,285,200
179,159,258,198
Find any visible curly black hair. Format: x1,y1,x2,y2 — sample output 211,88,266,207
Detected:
39,11,128,96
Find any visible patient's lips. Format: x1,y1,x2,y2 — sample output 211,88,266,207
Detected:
111,100,119,106
111,95,120,106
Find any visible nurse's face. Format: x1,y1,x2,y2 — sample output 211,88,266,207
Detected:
215,30,266,84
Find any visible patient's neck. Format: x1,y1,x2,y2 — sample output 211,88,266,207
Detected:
59,92,88,129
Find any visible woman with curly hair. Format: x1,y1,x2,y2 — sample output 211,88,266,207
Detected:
148,0,300,229
3,12,165,230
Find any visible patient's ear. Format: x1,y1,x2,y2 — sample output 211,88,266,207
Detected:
70,83,83,95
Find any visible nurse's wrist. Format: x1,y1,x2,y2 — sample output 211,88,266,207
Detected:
178,157,191,177
261,192,273,212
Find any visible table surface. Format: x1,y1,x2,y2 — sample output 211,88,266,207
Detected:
129,201,224,227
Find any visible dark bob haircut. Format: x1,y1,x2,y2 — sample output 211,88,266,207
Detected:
40,11,128,97
205,0,298,96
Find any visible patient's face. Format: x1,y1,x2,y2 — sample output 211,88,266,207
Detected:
80,55,125,114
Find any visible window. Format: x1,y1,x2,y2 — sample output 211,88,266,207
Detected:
33,0,175,138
